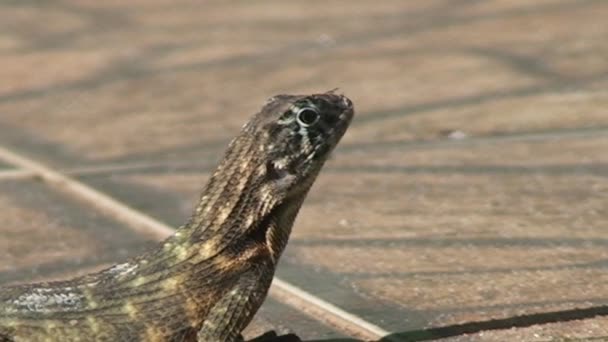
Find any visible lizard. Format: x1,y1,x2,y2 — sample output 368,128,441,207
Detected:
0,91,354,342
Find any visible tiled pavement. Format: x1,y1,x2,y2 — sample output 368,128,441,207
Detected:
1,1,608,341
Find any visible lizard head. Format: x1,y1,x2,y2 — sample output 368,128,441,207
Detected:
251,91,354,195
196,90,353,211
186,92,353,257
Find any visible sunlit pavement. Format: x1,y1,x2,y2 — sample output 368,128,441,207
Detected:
1,1,608,341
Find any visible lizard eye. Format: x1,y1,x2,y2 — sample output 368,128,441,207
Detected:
295,107,320,127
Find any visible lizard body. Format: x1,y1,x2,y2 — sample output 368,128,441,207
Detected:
0,92,354,342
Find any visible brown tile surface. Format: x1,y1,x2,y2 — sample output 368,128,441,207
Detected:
0,179,155,286
76,131,608,337
1,0,608,340
0,1,607,167
291,136,608,330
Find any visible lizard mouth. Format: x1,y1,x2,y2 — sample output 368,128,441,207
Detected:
329,94,354,144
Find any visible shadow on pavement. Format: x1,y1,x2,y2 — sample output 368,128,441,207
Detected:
285,304,608,341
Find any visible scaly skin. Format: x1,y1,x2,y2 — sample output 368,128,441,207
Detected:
0,92,354,342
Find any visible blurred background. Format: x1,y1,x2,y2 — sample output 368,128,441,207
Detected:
1,1,608,341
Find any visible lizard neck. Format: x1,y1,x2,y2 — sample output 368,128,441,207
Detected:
263,190,309,263
166,131,313,265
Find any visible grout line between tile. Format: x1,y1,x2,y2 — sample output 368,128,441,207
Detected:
0,169,36,180
1,125,607,183
0,146,174,240
341,126,608,153
270,278,393,341
61,161,211,176
0,161,210,182
0,145,390,340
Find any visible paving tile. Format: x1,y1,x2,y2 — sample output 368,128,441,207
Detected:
288,136,608,330
0,177,344,340
0,179,156,286
77,165,209,228
1,0,608,340
0,1,607,169
76,133,608,338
